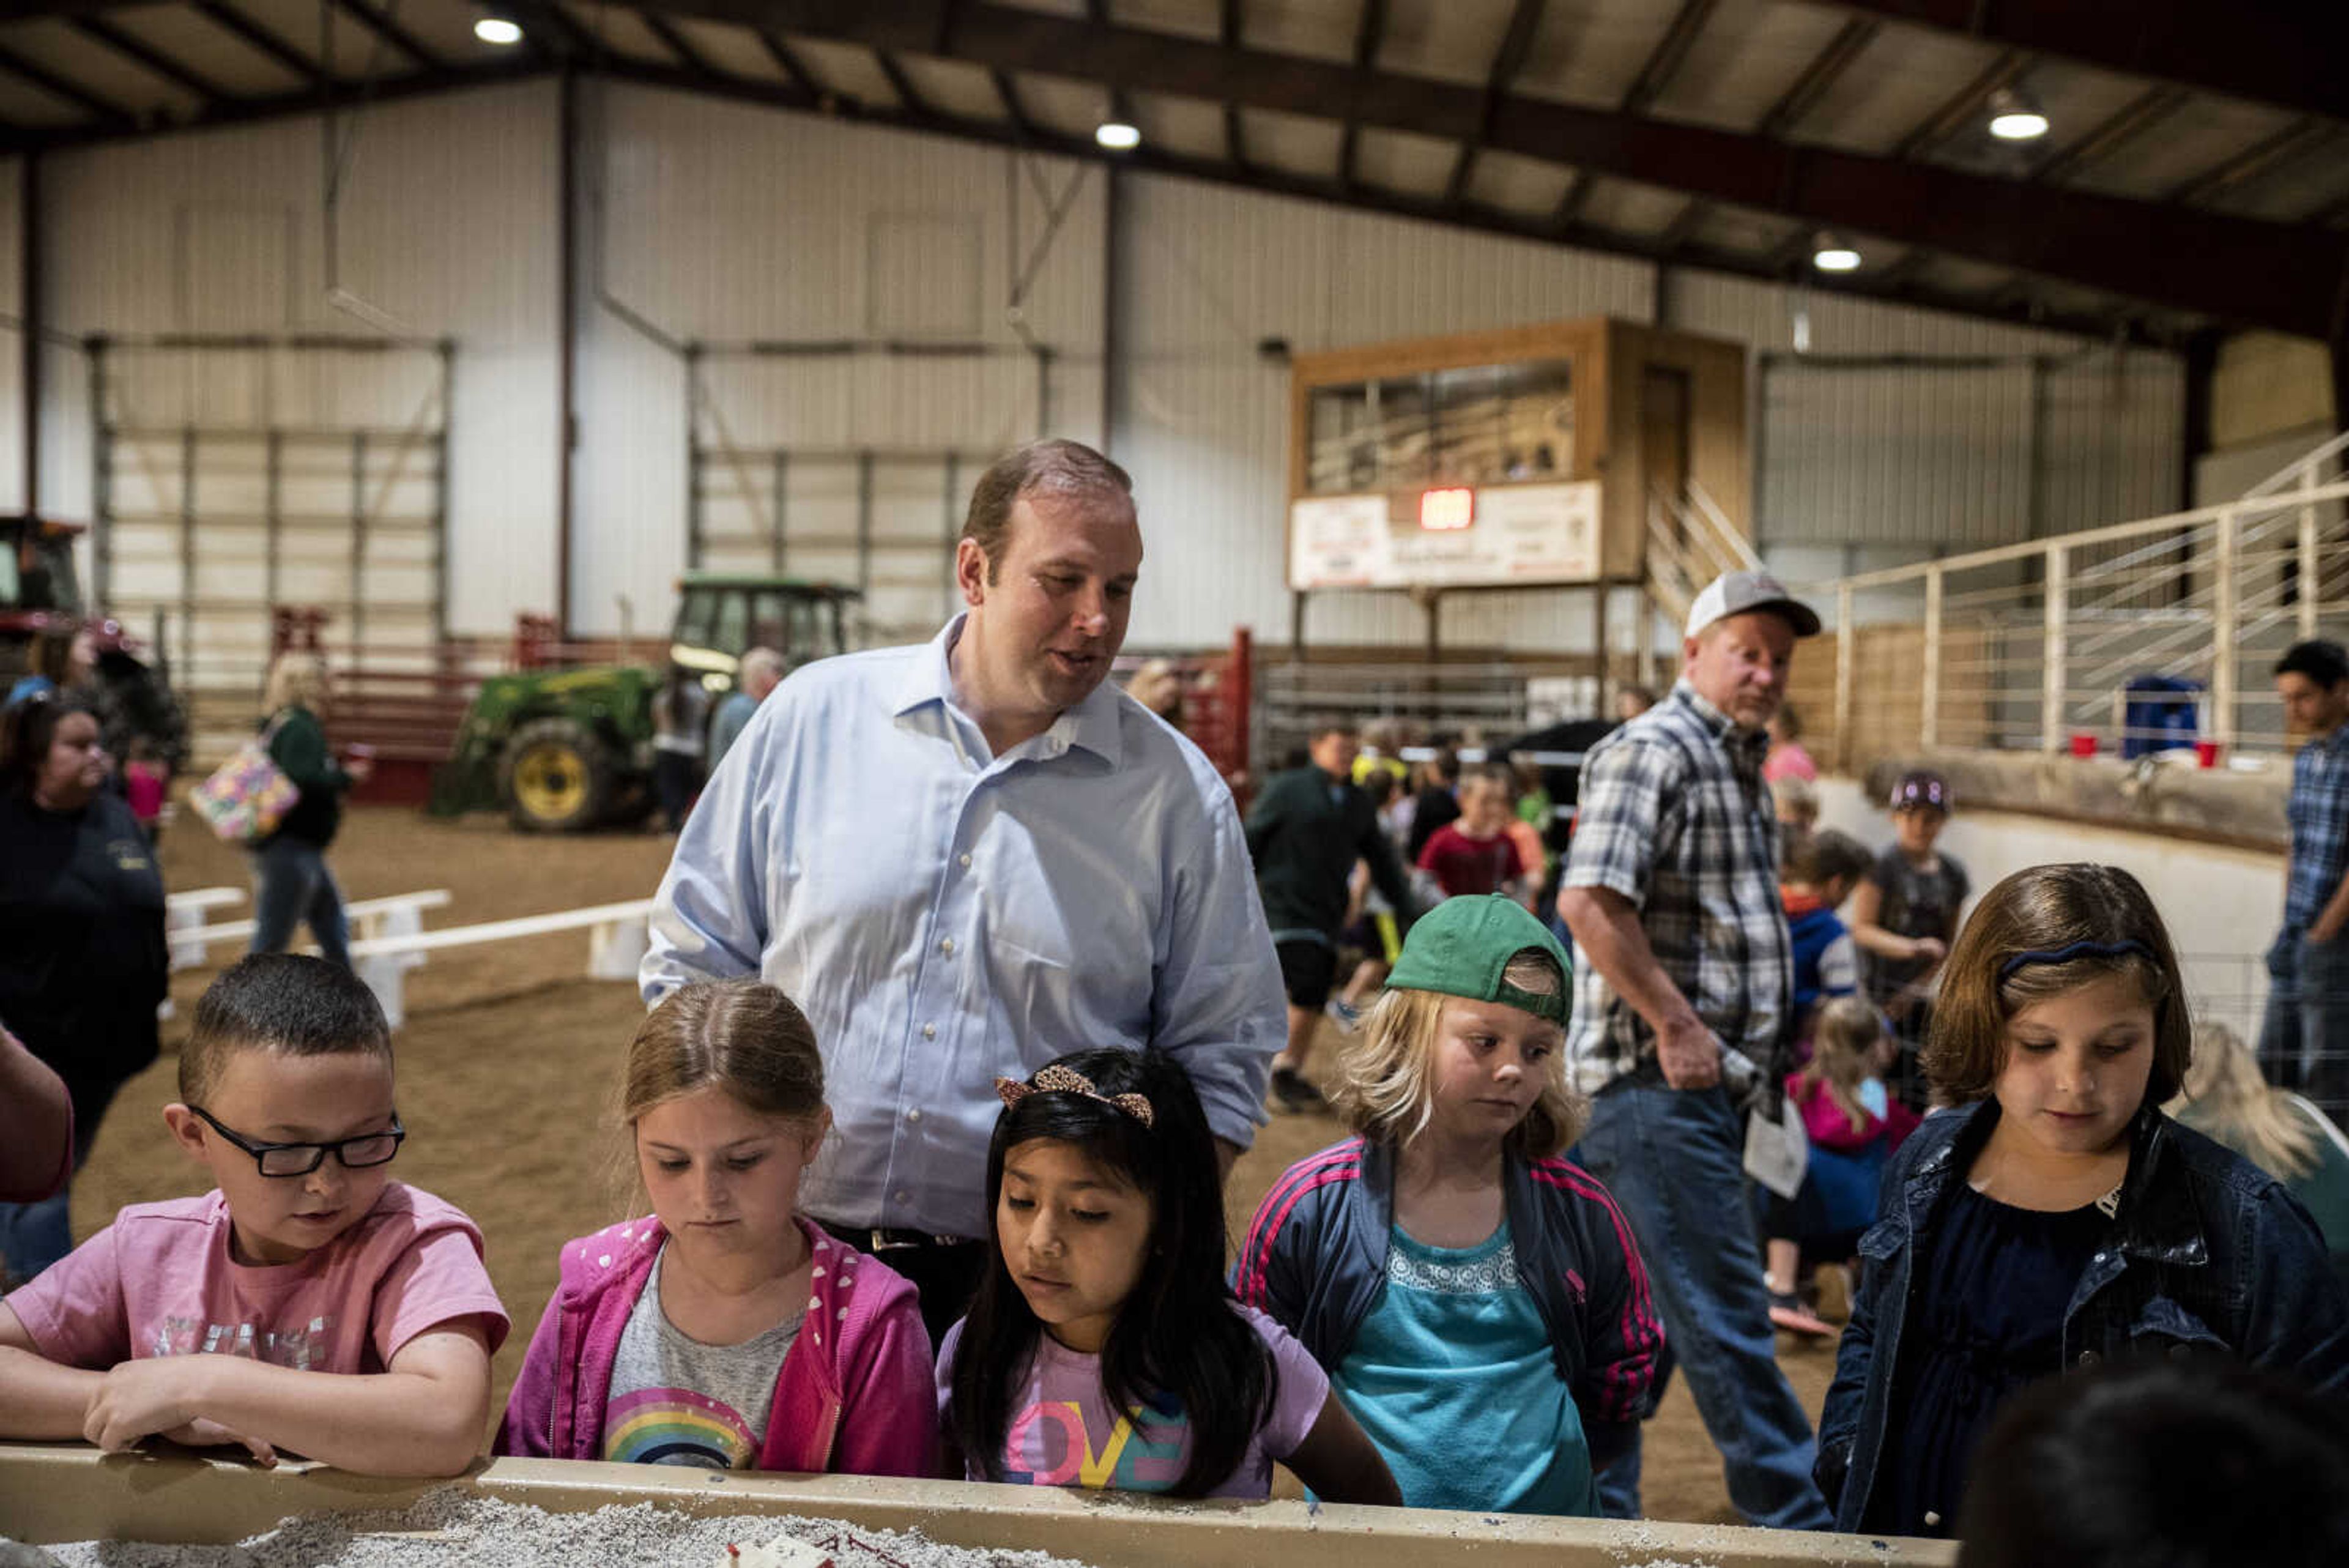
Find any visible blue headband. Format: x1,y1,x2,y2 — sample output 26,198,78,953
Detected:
1998,939,2156,982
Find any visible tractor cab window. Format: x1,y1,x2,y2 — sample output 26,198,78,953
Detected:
713,590,751,658
674,590,718,652
748,590,794,657
28,535,75,613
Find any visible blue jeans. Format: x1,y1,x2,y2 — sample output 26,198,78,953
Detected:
251,836,352,969
2260,931,2349,1118
1574,1078,1833,1530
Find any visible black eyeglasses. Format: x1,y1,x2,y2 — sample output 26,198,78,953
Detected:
188,1105,405,1177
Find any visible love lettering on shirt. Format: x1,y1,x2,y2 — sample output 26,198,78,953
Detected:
148,1313,334,1371
1001,1390,1190,1490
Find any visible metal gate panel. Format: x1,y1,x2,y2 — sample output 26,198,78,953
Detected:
89,338,451,761
686,339,1047,650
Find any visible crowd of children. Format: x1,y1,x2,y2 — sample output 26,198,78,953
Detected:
4,813,2349,1547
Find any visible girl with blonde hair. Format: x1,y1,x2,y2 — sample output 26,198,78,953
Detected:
249,652,368,968
1238,896,1662,1516
2171,1020,2349,1290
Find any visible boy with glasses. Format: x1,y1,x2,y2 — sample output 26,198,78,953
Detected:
0,954,506,1474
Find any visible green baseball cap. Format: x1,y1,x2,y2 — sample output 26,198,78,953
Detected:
1384,895,1573,1027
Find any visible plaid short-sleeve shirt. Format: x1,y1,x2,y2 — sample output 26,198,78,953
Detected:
2285,723,2349,932
1562,682,1791,1095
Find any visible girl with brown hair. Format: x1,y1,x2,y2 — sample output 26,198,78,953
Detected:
1817,863,2349,1540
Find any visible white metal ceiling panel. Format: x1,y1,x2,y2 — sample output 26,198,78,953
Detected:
106,6,311,97
2065,97,2306,201
1007,72,1116,141
893,54,1016,124
1238,105,1345,180
1129,89,1231,163
1108,0,1225,42
781,39,911,112
1374,0,1518,90
1572,176,1687,236
1464,148,1575,217
0,18,206,122
1647,0,1853,133
663,20,800,85
1352,125,1460,200
1787,24,2000,152
1241,0,1363,68
234,0,410,76
1511,0,1679,111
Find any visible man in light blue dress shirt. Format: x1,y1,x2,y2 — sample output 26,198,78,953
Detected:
642,439,1288,1340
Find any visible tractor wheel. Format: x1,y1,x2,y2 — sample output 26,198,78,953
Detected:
499,717,618,833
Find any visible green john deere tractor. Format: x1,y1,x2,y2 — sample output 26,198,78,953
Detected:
430,574,859,832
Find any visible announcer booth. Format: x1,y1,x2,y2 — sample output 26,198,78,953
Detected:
1284,316,1753,709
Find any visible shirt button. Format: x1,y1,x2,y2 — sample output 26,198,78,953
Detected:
958,853,972,869
894,1189,910,1204
907,1109,923,1124
939,937,955,955
2078,1350,2101,1367
922,1023,937,1039
1923,1511,1941,1529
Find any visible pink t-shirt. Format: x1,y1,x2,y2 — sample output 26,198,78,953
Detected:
5,1183,509,1373
936,1306,1327,1498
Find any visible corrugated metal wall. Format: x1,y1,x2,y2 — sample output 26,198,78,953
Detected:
0,157,20,515
12,86,2188,659
1672,272,2186,579
32,81,560,637
574,82,1105,636
1114,171,1653,651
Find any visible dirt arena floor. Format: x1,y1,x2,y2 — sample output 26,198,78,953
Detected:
59,805,1838,1525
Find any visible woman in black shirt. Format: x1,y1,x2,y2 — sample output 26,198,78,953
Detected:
0,691,166,1284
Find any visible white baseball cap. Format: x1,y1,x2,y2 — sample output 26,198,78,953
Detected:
1685,570,1822,639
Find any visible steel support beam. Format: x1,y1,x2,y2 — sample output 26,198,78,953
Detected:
1444,0,1546,208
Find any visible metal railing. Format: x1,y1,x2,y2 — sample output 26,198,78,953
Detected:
1803,434,2349,768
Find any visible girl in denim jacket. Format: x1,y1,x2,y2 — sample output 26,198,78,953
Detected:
497,980,935,1476
1819,864,2349,1539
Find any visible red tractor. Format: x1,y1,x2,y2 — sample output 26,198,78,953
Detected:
1,513,187,773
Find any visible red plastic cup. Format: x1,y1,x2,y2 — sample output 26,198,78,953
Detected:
2069,732,2098,758
2195,739,2221,768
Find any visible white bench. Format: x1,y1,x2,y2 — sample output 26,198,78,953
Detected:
344,898,654,1029
165,887,245,971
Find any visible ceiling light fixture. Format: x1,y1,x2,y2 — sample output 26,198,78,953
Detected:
1811,231,1861,272
474,15,524,46
1094,121,1141,152
1986,86,2049,142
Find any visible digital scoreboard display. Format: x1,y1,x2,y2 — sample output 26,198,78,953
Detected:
1419,488,1475,531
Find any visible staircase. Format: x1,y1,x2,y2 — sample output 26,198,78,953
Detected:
1646,478,1763,630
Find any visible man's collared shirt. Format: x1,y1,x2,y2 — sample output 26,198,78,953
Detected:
1562,681,1791,1095
2285,722,2349,932
642,615,1287,1238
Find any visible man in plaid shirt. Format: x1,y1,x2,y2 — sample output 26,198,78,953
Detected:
1557,569,1831,1530
2262,639,2349,1111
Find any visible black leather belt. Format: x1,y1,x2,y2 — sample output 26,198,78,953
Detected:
821,1221,979,1254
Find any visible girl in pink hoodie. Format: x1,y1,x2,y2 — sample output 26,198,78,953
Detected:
495,980,934,1476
